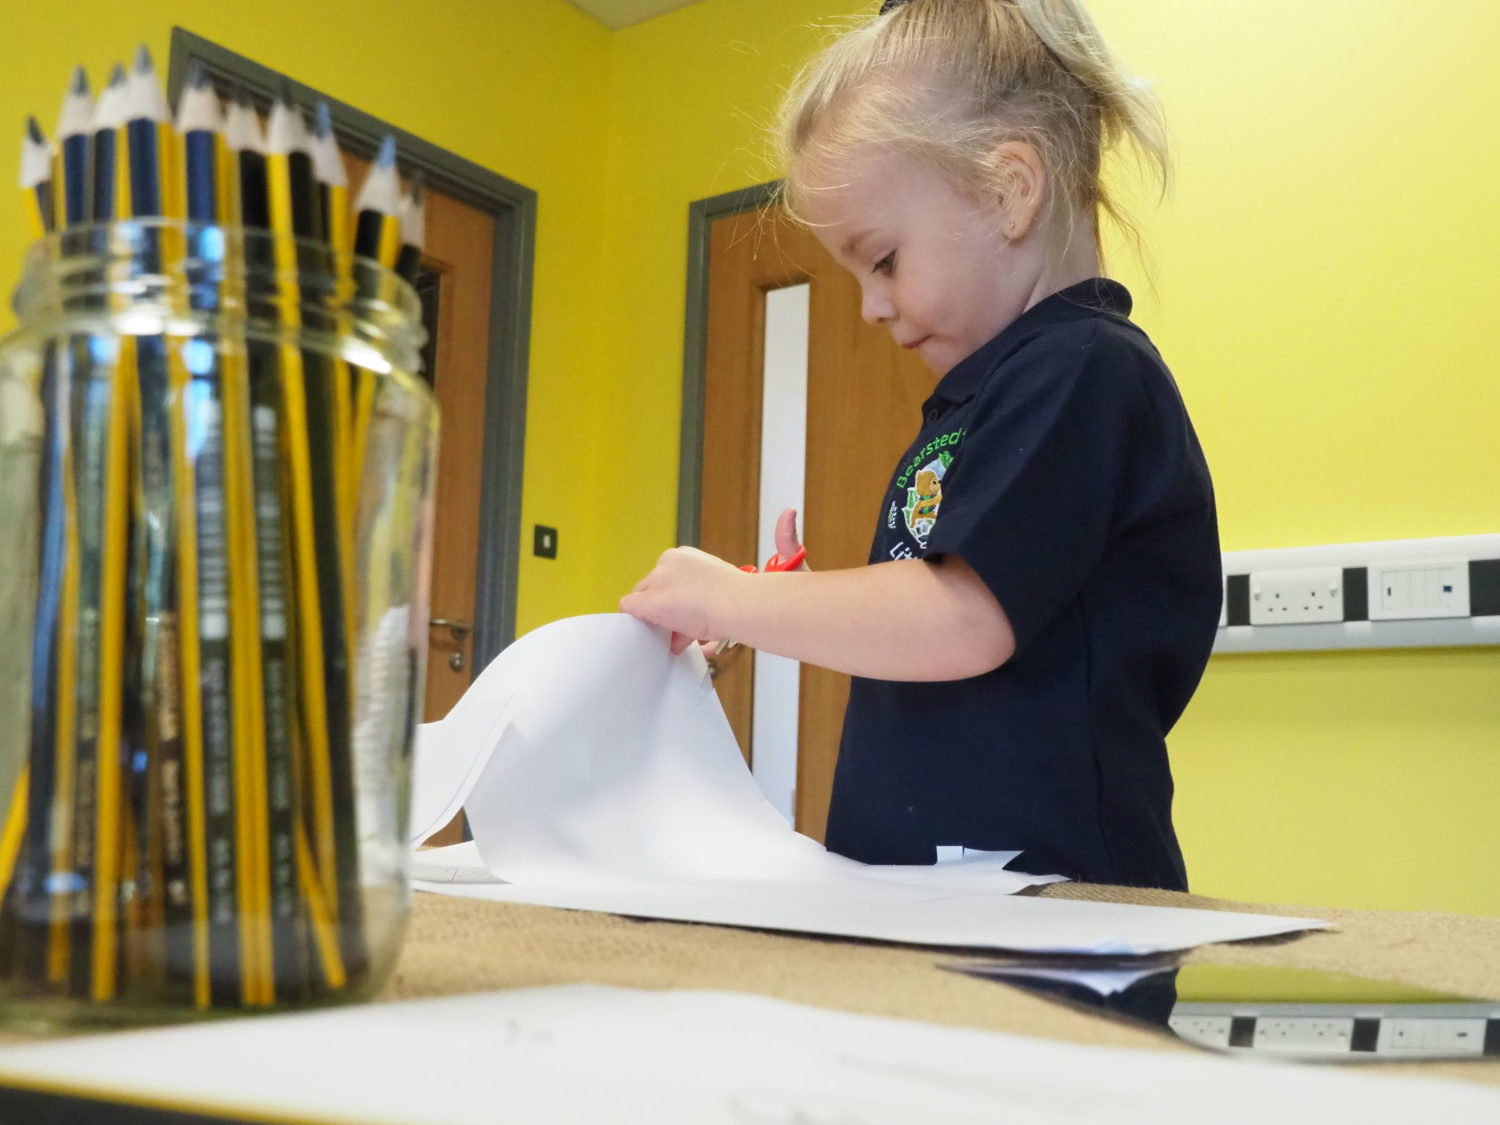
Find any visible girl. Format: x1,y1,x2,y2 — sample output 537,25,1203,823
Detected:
621,0,1221,890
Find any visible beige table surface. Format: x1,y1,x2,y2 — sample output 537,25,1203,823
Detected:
384,880,1500,1090
2,880,1496,1097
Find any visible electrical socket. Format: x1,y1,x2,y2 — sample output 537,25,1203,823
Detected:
1167,1014,1233,1048
1379,1017,1487,1055
1252,1017,1354,1052
1248,567,1343,625
1368,561,1469,620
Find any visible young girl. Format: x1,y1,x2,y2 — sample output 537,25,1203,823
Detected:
620,0,1221,890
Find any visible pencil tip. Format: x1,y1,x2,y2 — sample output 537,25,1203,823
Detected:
26,115,45,144
376,134,397,169
407,171,425,200
133,44,154,74
186,60,210,90
107,62,127,88
316,100,332,138
69,65,91,96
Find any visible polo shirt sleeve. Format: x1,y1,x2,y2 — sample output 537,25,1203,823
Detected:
923,323,1155,653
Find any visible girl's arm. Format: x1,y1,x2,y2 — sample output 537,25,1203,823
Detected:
619,528,1015,682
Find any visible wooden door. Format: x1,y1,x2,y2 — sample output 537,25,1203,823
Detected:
341,152,495,847
700,205,932,841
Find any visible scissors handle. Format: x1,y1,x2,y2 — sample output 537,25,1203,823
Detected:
762,545,807,572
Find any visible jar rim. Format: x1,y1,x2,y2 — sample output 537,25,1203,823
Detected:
11,218,428,376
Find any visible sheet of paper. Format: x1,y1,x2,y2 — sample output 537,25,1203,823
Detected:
413,847,1322,955
409,613,1327,954
0,984,1494,1124
944,959,1169,996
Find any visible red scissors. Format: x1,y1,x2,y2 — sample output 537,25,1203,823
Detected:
714,546,807,654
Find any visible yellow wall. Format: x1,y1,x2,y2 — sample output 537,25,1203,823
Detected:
4,0,1496,917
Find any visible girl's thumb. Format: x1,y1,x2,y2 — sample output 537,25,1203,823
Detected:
774,507,804,564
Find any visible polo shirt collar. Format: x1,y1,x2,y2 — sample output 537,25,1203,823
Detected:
924,278,1133,412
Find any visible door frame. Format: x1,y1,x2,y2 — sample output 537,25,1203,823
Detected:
676,181,780,546
167,27,533,671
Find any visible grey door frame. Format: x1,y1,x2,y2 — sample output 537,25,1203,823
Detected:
167,27,533,670
676,182,780,547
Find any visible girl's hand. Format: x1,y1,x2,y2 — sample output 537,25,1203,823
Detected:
620,547,748,655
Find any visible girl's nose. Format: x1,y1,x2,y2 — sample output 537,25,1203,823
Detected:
861,288,895,325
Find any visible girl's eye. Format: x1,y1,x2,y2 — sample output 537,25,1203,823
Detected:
873,252,895,276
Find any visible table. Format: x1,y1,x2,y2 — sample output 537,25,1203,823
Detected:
387,880,1500,1089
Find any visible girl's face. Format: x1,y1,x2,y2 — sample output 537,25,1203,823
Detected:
803,148,1045,377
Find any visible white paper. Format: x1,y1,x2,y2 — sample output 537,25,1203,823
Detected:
0,984,1494,1124
413,846,1322,955
409,613,1327,954
945,959,1169,996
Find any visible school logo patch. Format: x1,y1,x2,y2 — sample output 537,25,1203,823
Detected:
901,451,952,548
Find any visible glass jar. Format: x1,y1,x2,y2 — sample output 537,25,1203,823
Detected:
0,220,438,1025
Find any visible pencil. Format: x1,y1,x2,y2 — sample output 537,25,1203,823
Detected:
347,136,403,566
265,88,354,993
311,101,359,684
20,117,55,240
352,135,402,270
60,61,133,1000
116,42,191,995
395,173,425,285
55,66,92,231
311,102,349,259
170,60,236,1007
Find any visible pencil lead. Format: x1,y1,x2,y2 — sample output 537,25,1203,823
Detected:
186,60,211,91
315,100,333,141
69,65,91,97
106,61,127,90
27,115,46,145
132,43,155,76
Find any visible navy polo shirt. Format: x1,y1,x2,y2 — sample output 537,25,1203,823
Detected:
823,278,1220,890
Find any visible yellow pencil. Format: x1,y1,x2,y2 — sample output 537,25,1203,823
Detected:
267,89,355,991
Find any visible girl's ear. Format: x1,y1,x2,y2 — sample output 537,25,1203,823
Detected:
992,140,1046,240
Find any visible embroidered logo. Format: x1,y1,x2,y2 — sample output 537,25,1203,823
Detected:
901,452,952,548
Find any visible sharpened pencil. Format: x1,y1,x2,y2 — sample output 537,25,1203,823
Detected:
395,173,425,285
312,102,349,259
55,66,92,230
267,85,356,992
20,117,55,239
347,136,403,572
353,135,402,270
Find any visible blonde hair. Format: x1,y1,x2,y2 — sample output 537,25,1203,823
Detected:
778,0,1170,260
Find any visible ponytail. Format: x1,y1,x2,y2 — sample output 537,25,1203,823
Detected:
779,0,1170,261
1013,0,1172,198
